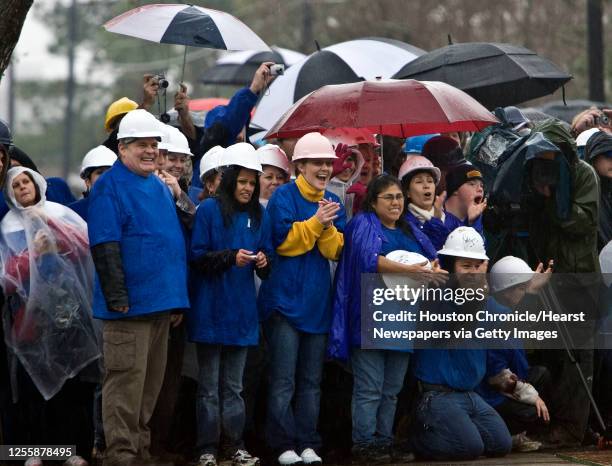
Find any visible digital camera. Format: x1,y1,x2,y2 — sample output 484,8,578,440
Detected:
154,74,169,89
269,64,285,76
595,113,610,127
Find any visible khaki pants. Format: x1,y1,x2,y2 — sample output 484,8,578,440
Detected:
102,313,170,466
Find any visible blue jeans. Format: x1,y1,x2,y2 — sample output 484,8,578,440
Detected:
196,344,248,456
412,390,512,460
351,348,410,447
264,312,327,454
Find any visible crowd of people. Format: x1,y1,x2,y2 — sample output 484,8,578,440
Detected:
0,61,611,466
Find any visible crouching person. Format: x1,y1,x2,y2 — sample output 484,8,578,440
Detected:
411,227,512,461
88,109,190,466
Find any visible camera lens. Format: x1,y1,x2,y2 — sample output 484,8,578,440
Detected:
159,79,169,89
160,113,171,124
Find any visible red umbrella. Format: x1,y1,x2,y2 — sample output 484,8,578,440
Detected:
265,79,498,140
189,97,229,112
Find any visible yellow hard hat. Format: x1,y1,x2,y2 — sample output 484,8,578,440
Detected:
104,97,138,133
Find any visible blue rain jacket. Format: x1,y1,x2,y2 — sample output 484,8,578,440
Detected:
328,212,433,361
187,198,272,345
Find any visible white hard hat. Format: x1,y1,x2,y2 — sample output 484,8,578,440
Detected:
80,145,118,178
219,142,262,172
576,127,601,148
489,256,533,293
165,126,193,156
398,155,441,184
117,109,164,141
256,144,290,175
437,226,489,261
157,122,171,151
292,132,338,162
382,250,431,290
199,146,224,181
599,241,612,288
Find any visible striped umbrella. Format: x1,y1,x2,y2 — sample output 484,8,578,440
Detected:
103,4,270,51
251,37,425,132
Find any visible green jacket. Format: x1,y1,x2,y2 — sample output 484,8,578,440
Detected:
529,159,600,273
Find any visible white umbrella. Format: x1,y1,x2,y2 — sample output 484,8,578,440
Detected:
104,4,270,51
251,37,425,132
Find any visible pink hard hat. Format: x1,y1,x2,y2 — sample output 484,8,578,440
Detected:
292,132,338,162
398,155,441,185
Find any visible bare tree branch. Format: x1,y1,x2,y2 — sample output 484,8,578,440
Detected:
0,0,33,81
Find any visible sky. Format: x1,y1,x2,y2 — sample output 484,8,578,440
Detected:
0,1,91,119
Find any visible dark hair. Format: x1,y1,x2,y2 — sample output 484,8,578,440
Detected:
363,174,413,237
216,165,262,229
10,146,39,173
200,122,231,153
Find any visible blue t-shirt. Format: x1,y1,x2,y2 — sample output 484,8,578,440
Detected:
87,160,189,319
187,198,272,346
412,302,486,391
380,225,425,256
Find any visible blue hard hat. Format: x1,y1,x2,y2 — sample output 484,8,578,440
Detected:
404,134,439,154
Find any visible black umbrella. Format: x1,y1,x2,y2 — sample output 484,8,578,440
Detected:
252,37,425,130
393,42,572,109
538,99,611,123
200,47,305,86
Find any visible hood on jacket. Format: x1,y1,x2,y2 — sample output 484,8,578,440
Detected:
532,119,577,165
585,130,612,164
3,166,47,211
332,147,365,186
492,131,571,220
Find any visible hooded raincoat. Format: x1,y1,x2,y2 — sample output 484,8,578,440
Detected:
529,122,600,273
585,131,612,251
327,149,365,220
0,167,100,400
490,126,600,272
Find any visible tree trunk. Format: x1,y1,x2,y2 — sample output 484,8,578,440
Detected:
0,0,33,81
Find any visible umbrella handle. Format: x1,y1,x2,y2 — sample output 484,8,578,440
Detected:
181,45,188,85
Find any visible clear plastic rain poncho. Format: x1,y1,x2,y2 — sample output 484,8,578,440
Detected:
0,167,100,400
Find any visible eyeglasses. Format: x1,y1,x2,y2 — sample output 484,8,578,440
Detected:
377,194,404,201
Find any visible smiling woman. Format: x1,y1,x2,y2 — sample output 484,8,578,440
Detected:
327,173,446,462
257,132,346,465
